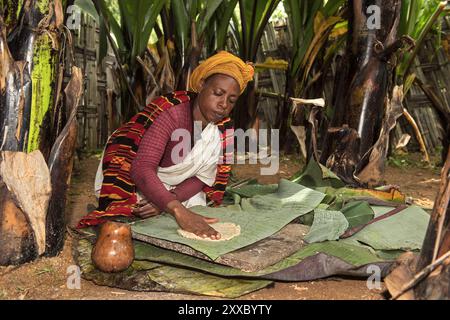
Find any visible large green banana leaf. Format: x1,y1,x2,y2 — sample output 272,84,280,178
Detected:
131,179,326,260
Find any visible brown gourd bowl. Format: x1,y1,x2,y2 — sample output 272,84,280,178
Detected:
91,221,135,273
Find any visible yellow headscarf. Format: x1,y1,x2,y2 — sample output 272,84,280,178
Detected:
189,51,254,94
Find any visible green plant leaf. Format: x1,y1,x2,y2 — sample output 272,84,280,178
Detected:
74,0,99,22
304,209,349,243
96,0,126,58
348,205,430,251
76,0,123,59
291,158,325,188
237,0,280,60
171,0,189,63
187,0,198,21
341,200,375,228
137,0,166,60
283,0,301,46
132,180,325,260
77,239,271,298
323,0,345,17
226,183,278,198
98,15,108,64
399,0,410,36
214,0,239,50
404,73,416,95
290,158,344,189
197,0,224,36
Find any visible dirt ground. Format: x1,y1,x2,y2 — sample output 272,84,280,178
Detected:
0,152,441,300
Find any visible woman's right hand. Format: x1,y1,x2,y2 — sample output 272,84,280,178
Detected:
166,200,221,240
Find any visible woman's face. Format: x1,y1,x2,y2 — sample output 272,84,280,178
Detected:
196,74,241,123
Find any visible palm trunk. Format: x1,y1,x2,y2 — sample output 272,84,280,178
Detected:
4,0,61,157
45,66,82,256
279,72,294,147
414,149,450,299
322,0,402,185
176,24,203,91
0,0,81,263
0,0,36,152
386,149,450,300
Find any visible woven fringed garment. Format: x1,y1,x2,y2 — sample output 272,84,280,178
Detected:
77,91,233,228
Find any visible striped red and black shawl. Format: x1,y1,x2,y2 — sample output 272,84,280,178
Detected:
77,91,233,228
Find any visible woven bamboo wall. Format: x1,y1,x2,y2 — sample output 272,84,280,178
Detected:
256,21,288,129
71,14,116,151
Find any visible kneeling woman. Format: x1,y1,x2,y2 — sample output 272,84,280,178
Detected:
77,51,254,240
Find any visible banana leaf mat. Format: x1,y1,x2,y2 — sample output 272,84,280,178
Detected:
74,169,430,298
133,223,310,272
73,233,392,298
131,237,395,281
74,202,425,297
130,180,326,262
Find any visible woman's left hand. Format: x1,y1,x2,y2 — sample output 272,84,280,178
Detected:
132,200,161,219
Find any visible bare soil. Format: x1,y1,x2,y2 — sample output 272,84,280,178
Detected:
0,153,441,300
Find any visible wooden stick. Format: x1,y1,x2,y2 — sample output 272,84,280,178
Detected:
402,108,430,163
391,250,450,300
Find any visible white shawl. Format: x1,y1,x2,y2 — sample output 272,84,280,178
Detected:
95,122,222,208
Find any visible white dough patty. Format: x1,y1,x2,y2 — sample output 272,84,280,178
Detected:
177,222,241,241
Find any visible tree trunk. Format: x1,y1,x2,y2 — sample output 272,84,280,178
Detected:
322,0,402,185
0,184,38,265
384,150,450,300
5,0,62,157
414,149,450,299
0,14,32,152
176,23,203,91
415,228,450,300
233,81,257,130
279,75,298,154
1,0,82,263
45,66,83,256
0,151,52,265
